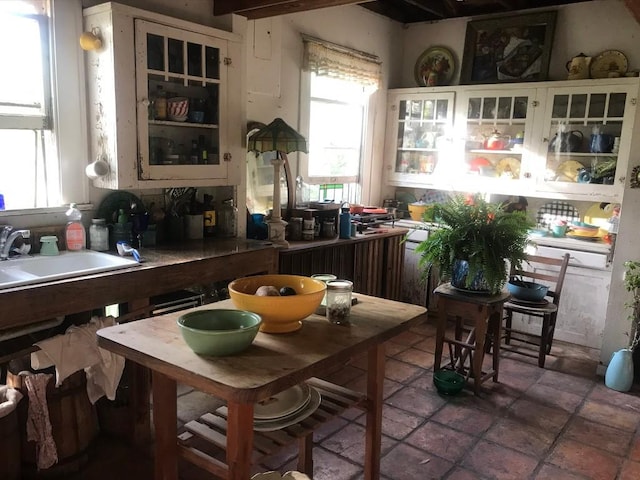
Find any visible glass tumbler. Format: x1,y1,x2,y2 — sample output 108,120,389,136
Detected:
325,280,353,325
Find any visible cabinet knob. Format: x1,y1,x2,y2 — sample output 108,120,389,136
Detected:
532,100,539,107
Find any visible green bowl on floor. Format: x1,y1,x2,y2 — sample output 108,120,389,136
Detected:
433,369,465,395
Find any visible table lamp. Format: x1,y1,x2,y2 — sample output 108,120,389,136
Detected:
248,118,308,247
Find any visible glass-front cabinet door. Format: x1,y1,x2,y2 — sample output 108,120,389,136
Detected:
538,84,637,200
456,88,538,193
385,91,455,187
135,20,227,182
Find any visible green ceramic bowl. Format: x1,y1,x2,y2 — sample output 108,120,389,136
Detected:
433,369,465,395
177,309,262,356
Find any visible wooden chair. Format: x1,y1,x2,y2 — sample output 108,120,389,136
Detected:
502,253,570,368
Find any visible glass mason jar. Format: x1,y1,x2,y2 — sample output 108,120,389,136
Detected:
217,198,237,238
325,279,353,325
89,218,109,251
311,273,337,306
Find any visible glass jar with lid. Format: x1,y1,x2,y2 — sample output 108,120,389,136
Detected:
325,279,353,325
217,198,237,238
89,218,109,251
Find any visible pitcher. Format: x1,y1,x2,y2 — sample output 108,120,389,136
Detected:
566,53,592,80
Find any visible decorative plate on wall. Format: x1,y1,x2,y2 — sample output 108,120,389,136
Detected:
414,46,456,86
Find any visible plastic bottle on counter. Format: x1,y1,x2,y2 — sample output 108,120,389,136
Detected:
65,203,86,250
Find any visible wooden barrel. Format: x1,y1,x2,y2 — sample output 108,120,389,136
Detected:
7,370,99,478
0,387,21,480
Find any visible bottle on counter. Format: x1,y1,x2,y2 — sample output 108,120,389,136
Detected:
89,218,109,251
217,198,237,238
339,207,351,239
65,203,86,250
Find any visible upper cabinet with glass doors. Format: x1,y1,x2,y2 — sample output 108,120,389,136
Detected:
83,3,243,190
384,78,640,201
455,87,538,193
385,91,455,188
536,82,638,200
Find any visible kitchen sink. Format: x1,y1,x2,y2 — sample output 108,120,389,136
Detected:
0,250,140,290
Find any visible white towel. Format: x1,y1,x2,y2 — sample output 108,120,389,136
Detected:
31,316,125,404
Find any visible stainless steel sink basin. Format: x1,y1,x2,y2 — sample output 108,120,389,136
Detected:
0,250,139,290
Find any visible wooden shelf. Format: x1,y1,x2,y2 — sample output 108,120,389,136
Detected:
176,378,366,471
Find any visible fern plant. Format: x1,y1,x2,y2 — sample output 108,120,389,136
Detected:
415,194,533,294
623,260,640,350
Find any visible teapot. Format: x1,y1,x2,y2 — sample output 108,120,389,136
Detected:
483,129,511,150
549,130,584,153
566,53,591,80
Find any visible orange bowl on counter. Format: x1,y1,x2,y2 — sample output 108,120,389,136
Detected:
408,203,433,221
228,274,326,333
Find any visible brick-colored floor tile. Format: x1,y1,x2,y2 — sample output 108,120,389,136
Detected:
462,440,539,480
630,434,640,462
383,357,424,383
381,443,454,479
413,336,438,353
484,417,557,457
345,374,404,400
525,382,584,413
446,467,487,479
384,340,409,357
588,383,640,411
307,447,363,480
431,403,495,436
578,400,640,432
410,319,437,337
537,369,595,396
386,386,447,417
534,463,588,479
563,417,633,455
321,422,396,465
547,438,622,480
405,421,475,462
394,347,434,369
355,404,426,440
506,398,571,434
619,459,640,480
388,330,425,347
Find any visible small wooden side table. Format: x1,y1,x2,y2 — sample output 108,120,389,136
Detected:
433,283,510,394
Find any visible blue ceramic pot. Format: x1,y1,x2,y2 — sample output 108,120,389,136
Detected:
451,259,490,292
605,348,634,392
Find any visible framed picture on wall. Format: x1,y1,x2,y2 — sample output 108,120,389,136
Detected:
460,11,557,85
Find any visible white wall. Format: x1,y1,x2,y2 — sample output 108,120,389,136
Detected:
244,6,403,206
400,0,640,88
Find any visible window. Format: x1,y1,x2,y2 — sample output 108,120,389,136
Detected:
300,36,381,205
0,0,87,213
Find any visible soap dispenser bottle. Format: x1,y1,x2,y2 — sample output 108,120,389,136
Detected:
65,203,86,250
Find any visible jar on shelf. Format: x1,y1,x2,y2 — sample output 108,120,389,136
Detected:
325,280,353,325
89,218,109,251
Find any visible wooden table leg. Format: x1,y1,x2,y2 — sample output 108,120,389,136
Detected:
471,307,489,395
227,401,254,480
434,297,445,371
152,371,178,480
364,344,385,480
491,308,502,382
297,433,314,476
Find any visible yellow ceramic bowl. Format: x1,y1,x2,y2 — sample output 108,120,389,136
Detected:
228,274,326,333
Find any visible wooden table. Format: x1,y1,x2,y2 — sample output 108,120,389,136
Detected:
97,295,426,480
433,283,510,394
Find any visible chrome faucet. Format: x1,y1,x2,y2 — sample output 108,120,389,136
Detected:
0,226,31,260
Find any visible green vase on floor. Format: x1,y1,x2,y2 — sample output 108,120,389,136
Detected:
605,348,634,392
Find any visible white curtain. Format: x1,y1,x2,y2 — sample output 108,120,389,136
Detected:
302,36,382,89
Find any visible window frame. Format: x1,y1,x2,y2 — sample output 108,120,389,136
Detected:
0,0,89,218
298,70,377,199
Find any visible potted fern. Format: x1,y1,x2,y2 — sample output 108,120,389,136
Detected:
415,194,533,295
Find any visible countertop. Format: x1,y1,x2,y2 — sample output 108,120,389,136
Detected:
0,238,278,333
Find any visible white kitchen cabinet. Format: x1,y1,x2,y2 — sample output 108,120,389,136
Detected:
83,2,243,190
384,90,456,188
384,78,640,202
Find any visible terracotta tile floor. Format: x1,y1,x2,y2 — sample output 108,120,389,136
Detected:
67,314,640,480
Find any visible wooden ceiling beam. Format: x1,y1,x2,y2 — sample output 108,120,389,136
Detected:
401,0,447,18
214,0,367,18
625,0,640,23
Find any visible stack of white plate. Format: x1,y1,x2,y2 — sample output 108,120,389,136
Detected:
253,383,321,432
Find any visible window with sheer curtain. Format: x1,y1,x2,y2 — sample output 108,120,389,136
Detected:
0,0,87,212
299,36,381,205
